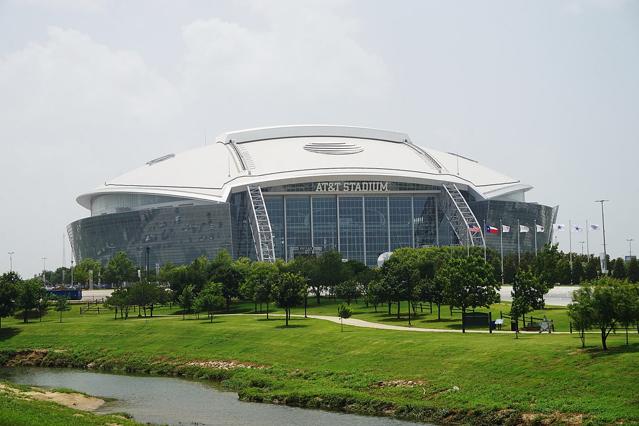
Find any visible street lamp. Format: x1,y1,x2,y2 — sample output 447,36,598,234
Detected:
627,238,635,258
42,257,47,284
7,251,14,272
595,200,609,272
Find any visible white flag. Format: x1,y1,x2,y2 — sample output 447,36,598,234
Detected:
502,225,511,233
536,224,544,233
553,224,565,231
572,224,583,232
519,225,529,233
589,224,600,231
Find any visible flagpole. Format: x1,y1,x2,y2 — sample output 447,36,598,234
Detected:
517,219,521,266
586,219,590,258
534,220,538,256
500,219,504,286
483,220,487,263
569,219,573,285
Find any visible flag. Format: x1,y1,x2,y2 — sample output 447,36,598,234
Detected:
536,224,544,233
485,225,499,234
519,225,529,233
572,224,583,232
553,224,565,231
589,224,600,231
502,225,511,233
469,225,481,233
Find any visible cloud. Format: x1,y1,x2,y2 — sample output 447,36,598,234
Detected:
180,1,391,108
0,27,181,136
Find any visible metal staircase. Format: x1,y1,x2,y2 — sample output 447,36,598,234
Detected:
246,184,276,262
440,183,485,248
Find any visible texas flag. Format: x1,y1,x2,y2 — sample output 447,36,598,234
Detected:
485,225,499,234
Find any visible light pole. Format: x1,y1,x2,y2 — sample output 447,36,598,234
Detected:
595,200,609,273
628,238,635,258
42,257,47,284
7,251,14,272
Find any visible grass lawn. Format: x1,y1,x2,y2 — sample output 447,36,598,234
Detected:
0,302,638,424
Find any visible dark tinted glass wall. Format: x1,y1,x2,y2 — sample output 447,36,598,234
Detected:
68,204,233,267
468,200,557,254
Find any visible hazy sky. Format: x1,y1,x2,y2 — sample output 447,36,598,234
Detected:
1,0,638,276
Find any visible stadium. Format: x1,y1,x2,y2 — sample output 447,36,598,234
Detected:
68,125,558,267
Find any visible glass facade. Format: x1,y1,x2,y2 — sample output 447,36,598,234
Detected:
263,192,439,265
68,203,233,267
469,199,557,254
69,182,556,268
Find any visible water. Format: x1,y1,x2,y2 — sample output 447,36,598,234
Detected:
1,367,428,426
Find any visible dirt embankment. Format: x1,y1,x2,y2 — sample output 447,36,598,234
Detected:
0,383,105,411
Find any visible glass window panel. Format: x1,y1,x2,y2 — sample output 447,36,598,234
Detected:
338,197,364,263
365,197,388,266
312,196,337,253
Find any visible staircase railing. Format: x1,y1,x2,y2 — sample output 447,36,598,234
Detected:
441,183,485,248
246,185,276,262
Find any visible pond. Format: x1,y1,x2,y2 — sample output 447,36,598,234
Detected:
1,367,429,426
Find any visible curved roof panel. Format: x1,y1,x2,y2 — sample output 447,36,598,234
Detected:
77,125,530,209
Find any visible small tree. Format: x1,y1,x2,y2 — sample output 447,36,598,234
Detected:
273,272,306,326
0,272,20,329
337,303,352,332
441,256,500,333
195,282,225,323
17,279,47,323
568,286,594,348
627,258,639,283
55,296,71,323
616,284,639,345
510,270,546,337
178,285,195,320
104,288,130,319
612,259,626,279
335,279,360,305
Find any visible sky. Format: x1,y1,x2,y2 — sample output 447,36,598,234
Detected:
1,0,638,277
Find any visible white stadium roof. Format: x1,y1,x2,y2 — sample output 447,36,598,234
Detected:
77,125,531,209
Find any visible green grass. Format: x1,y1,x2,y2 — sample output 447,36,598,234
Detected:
0,382,138,426
0,303,638,424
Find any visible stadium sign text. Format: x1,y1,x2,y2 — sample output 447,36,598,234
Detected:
315,181,389,192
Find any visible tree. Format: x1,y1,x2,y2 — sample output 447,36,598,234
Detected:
440,256,500,333
273,272,306,326
568,286,594,348
335,279,360,305
103,252,136,287
209,251,242,312
584,257,600,281
628,257,639,283
104,288,130,319
54,296,71,323
612,258,627,280
178,285,195,320
366,279,385,312
510,270,545,338
128,281,161,317
0,272,20,328
572,278,638,350
36,291,50,322
616,284,639,345
16,279,47,323
337,303,352,332
242,262,278,319
195,282,225,323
